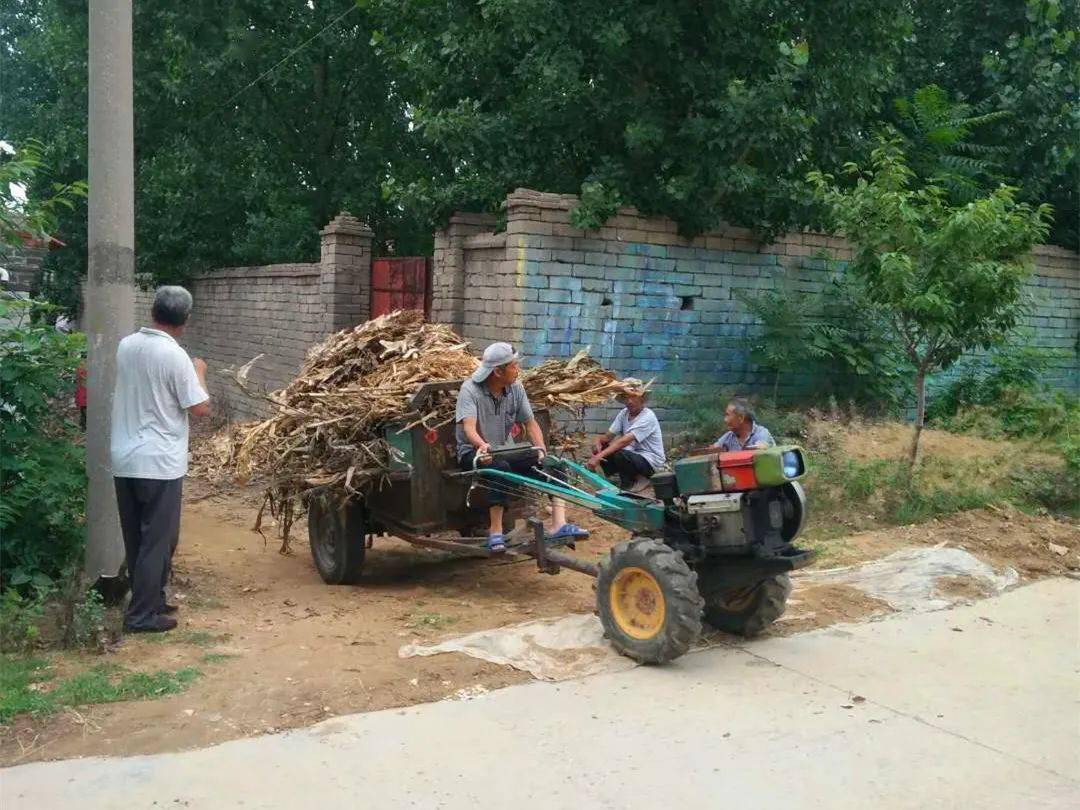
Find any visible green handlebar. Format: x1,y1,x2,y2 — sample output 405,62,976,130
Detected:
474,455,666,533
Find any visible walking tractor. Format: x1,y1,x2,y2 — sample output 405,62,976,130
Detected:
307,382,812,664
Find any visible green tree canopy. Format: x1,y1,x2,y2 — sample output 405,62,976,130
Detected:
371,0,909,236
1,0,429,310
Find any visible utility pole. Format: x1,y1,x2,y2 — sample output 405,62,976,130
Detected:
84,0,134,582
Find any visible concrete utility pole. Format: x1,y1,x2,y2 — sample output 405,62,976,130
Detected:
84,0,135,581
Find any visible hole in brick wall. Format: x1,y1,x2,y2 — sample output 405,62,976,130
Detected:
680,295,695,311
601,296,613,306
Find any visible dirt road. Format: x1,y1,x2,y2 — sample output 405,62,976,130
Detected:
5,578,1077,809
1,477,1076,766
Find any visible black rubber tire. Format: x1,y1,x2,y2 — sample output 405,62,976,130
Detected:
698,573,792,637
597,536,704,664
308,498,367,585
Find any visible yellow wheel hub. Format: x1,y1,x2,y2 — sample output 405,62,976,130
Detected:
609,566,666,640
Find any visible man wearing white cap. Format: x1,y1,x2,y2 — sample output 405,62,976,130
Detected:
456,342,587,552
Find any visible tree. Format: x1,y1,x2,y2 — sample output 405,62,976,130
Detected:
809,139,1051,466
370,0,910,236
0,139,85,254
892,84,1007,203
1,0,428,312
899,0,1079,248
0,143,87,591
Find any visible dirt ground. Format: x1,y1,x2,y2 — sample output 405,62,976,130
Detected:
2,422,1077,766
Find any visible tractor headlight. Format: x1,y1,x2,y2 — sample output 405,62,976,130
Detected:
782,450,804,479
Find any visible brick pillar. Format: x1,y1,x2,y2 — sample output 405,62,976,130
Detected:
320,212,374,332
431,212,497,331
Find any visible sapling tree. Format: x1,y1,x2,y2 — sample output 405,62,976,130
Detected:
809,138,1051,466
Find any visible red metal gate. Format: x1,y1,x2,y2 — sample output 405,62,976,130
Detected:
371,257,431,318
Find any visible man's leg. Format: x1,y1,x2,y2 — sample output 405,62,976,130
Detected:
483,458,512,537
511,457,572,533
602,449,654,489
159,478,184,612
115,478,144,627
126,478,181,630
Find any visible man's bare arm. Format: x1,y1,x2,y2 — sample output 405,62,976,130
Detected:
188,358,211,419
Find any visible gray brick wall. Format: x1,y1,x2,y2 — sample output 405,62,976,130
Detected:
1,244,49,294
433,189,1080,435
132,213,374,422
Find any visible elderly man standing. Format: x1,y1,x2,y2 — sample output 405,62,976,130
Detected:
713,398,774,451
586,379,665,490
456,342,587,552
111,286,210,633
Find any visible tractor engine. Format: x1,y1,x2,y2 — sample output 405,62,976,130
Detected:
660,446,807,554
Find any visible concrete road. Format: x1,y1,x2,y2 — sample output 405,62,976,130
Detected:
3,578,1078,809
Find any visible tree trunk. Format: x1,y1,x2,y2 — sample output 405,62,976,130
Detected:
773,369,780,405
907,370,927,470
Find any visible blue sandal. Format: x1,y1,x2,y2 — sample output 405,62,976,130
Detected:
486,533,507,553
546,523,590,541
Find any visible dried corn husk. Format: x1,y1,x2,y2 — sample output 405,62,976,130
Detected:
216,311,642,550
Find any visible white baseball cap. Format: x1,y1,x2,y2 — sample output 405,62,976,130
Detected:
471,342,520,383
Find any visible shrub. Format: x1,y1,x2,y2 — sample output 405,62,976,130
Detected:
0,298,87,591
738,275,910,413
0,588,48,652
928,342,1078,440
659,388,809,451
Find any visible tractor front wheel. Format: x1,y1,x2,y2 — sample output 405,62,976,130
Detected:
597,537,703,664
698,573,792,637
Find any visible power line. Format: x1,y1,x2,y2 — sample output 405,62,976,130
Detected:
196,3,359,126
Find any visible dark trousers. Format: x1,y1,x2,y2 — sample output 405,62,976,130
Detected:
459,451,560,507
601,449,655,489
114,477,183,629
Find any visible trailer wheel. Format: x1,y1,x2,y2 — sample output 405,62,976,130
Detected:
597,537,703,664
308,497,367,585
698,573,791,637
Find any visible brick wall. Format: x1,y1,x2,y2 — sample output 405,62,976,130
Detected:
1,244,49,294
132,213,374,422
435,189,1080,434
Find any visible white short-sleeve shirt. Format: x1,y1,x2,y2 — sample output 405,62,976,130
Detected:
110,328,208,480
608,407,666,469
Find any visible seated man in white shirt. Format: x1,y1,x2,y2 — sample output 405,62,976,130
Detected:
713,398,775,451
586,379,665,490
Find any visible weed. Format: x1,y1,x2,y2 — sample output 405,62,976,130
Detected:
407,611,457,631
200,652,236,665
0,589,47,652
0,657,55,721
0,656,202,724
144,629,231,648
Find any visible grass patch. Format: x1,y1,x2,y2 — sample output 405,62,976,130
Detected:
0,655,201,724
0,658,55,721
200,652,237,665
805,451,1006,534
406,611,457,631
144,629,231,648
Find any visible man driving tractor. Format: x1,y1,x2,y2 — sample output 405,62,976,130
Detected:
456,342,588,552
586,378,665,491
713,397,775,451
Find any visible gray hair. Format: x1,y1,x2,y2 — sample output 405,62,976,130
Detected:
151,285,193,327
727,397,755,423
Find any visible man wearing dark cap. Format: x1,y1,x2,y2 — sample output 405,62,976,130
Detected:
456,342,587,552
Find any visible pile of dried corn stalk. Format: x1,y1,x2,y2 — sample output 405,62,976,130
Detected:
220,310,641,546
